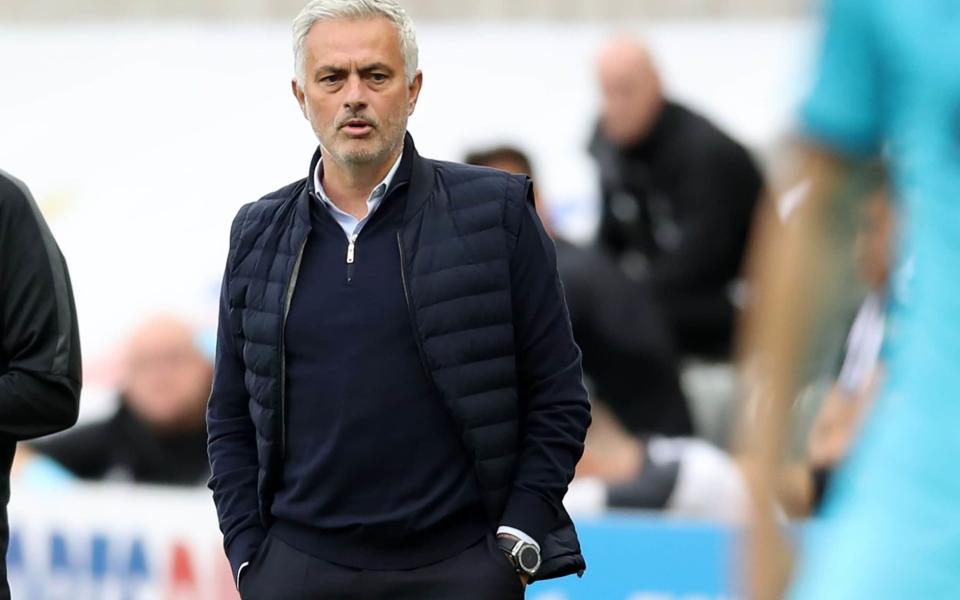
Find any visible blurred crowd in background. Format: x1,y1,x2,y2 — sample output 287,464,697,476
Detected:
7,10,891,538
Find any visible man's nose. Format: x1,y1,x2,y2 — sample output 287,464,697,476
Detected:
343,74,368,110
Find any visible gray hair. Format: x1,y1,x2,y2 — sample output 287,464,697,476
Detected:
292,0,419,86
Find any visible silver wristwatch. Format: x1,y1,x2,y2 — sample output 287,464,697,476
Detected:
496,534,541,577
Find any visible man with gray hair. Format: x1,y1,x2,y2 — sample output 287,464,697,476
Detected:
206,1,590,598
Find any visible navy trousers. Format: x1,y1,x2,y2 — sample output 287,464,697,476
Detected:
240,533,526,600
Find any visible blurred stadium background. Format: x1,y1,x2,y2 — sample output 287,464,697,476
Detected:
2,1,827,599
2,0,806,20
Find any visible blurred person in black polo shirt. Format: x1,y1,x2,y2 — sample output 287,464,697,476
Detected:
466,146,692,437
30,315,211,486
590,37,764,357
1,170,82,600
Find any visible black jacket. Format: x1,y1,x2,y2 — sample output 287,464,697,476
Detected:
590,101,763,357
0,169,82,596
31,401,208,486
207,136,590,584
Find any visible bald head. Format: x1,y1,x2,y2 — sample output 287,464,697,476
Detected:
127,316,195,352
596,37,663,147
123,315,212,432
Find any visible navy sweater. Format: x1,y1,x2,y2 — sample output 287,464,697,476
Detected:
270,166,488,569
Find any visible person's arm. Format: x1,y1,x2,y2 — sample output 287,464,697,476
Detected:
739,150,858,600
591,133,630,259
206,204,265,587
29,419,113,479
498,177,591,548
0,172,81,440
647,140,762,296
738,0,884,595
596,180,628,258
643,139,763,357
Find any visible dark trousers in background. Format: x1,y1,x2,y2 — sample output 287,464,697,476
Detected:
0,508,8,600
1,443,13,600
240,533,525,600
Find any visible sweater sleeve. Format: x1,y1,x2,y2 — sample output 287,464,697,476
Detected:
499,176,591,545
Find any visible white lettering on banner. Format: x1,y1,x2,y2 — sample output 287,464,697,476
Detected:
7,484,238,600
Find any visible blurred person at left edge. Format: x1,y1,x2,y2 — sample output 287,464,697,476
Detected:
0,169,82,600
205,1,591,599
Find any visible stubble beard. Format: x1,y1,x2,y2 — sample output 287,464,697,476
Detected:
316,113,407,168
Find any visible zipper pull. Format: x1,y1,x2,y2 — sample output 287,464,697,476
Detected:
347,236,356,264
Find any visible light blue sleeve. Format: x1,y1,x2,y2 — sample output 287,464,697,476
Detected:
801,0,884,157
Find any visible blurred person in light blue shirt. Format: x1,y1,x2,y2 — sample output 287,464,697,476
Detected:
742,1,960,599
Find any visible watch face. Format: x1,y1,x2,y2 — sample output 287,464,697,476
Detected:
519,546,539,572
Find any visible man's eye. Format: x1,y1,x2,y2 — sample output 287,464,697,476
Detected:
370,73,388,83
319,75,339,84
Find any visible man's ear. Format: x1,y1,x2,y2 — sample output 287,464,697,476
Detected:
407,70,423,116
291,78,308,119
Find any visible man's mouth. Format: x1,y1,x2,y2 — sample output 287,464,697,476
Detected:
342,119,374,136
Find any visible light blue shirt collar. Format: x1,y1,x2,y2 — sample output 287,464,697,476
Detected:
313,147,403,240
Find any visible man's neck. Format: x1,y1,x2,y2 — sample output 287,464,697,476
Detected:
321,145,403,218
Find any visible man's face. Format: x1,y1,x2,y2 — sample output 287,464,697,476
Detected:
292,17,422,168
123,321,212,432
597,57,661,147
